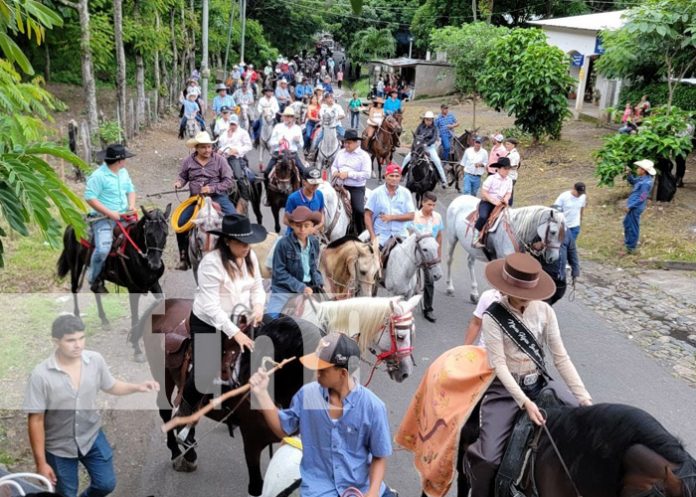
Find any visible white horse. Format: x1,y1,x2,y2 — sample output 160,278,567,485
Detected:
188,196,222,282
318,182,372,242
315,115,340,176
257,109,275,168
239,103,254,132
184,117,201,139
445,195,566,303
383,232,443,298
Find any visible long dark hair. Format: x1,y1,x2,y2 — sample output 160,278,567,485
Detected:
216,237,255,280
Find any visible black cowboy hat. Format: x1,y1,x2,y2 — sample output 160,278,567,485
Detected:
96,143,135,162
489,157,512,169
208,214,268,244
263,86,273,92
343,129,360,141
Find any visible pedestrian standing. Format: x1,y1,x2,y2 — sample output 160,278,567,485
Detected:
336,69,344,89
24,315,159,497
411,191,444,323
435,104,459,162
554,182,586,241
349,92,362,129
503,138,520,206
623,159,656,255
532,227,580,305
488,134,507,174
461,136,488,196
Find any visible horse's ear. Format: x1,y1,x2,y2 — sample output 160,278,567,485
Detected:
140,205,149,217
164,203,172,220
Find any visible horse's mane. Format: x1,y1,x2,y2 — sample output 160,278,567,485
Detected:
325,234,363,250
315,296,394,354
507,206,563,242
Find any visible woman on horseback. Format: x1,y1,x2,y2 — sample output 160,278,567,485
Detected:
465,253,592,497
363,96,385,145
401,111,447,188
303,94,321,152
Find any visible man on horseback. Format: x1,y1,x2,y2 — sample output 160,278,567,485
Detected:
401,110,447,188
84,143,137,293
331,128,372,234
383,89,402,116
173,131,237,270
212,106,235,138
179,91,206,139
212,83,235,117
218,114,254,179
365,162,415,248
283,166,325,235
263,107,306,205
232,80,255,109
253,87,279,142
294,76,313,100
465,253,592,497
473,157,512,248
275,78,291,113
311,91,346,153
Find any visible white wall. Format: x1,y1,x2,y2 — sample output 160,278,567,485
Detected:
543,28,598,57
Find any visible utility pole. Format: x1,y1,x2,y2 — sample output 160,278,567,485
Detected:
239,0,247,64
201,0,209,111
223,0,236,74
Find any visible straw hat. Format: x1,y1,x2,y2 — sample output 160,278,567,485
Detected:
422,111,435,119
484,253,556,301
634,159,656,176
282,107,296,117
186,131,217,148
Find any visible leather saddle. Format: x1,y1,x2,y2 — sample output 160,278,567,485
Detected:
81,215,138,258
466,201,507,244
331,178,353,219
494,387,563,497
380,236,401,275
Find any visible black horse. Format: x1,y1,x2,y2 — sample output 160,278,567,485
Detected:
406,136,438,207
265,149,301,233
56,205,171,361
139,298,322,497
227,156,263,225
455,401,696,497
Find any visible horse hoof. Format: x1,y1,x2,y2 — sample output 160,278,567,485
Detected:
470,294,479,304
446,288,455,296
132,351,146,363
101,321,111,331
172,456,198,472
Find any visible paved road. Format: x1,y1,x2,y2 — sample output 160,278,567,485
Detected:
121,115,696,497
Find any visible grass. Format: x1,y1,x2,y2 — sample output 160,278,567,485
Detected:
347,77,371,99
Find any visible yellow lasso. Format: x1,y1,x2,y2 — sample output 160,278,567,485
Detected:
171,194,203,234
282,436,302,451
234,105,241,115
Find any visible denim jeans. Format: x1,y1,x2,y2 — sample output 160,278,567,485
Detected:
88,219,116,284
440,133,452,161
45,431,117,497
463,174,482,196
568,226,580,241
402,145,447,184
623,206,644,250
350,111,360,129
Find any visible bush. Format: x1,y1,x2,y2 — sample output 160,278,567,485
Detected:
619,83,696,111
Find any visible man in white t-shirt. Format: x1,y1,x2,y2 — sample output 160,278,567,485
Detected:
503,138,520,206
464,289,501,347
554,182,586,241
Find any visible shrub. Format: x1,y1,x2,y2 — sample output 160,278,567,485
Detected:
619,83,696,112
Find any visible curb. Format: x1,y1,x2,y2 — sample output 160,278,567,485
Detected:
638,260,696,271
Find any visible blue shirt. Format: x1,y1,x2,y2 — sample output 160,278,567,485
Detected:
626,173,654,210
183,99,199,118
284,189,325,235
278,382,392,497
366,185,415,246
212,94,235,114
275,87,291,102
383,97,402,115
295,84,313,100
435,113,457,139
84,164,135,213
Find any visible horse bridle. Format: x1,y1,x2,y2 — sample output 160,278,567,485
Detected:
364,311,414,386
142,214,168,257
412,233,441,270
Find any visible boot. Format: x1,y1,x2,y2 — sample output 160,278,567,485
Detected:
90,276,108,294
173,399,196,445
175,250,190,271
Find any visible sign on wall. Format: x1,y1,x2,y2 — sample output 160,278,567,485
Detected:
571,53,584,67
594,36,605,55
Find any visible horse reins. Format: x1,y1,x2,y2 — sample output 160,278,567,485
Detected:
364,313,414,386
539,408,583,497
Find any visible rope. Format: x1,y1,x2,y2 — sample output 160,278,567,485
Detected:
172,194,203,234
539,408,583,497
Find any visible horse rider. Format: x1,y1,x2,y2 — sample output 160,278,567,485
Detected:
473,157,513,248
84,143,137,293
465,252,592,497
179,91,206,139
268,206,324,316
401,110,447,188
435,103,459,162
263,60,273,79
294,77,313,101
321,75,333,94
173,131,237,270
218,114,255,183
365,162,415,248
363,96,385,144
275,78,292,113
283,166,325,235
461,136,489,196
232,80,255,109
212,83,235,117
263,107,307,204
250,332,396,497
383,89,402,116
411,191,444,323
253,86,280,142
303,94,321,152
212,106,235,139
175,214,266,431
331,128,372,235
312,91,346,151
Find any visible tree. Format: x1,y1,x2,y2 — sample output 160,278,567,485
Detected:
349,27,396,64
479,28,574,141
430,22,509,128
113,0,126,135
595,0,696,109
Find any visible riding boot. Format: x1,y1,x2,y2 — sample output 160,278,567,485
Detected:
90,277,108,294
173,398,196,445
175,250,190,271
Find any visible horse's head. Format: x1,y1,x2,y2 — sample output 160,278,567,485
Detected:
411,134,427,156
140,204,171,271
192,197,223,251
385,115,402,135
373,295,421,383
537,208,565,263
353,241,381,296
185,118,199,137
413,232,443,281
321,113,332,126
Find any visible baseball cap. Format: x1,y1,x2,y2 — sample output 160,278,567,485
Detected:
221,105,231,113
494,134,504,142
474,136,483,143
300,333,361,371
303,166,322,184
574,182,586,193
386,162,402,176
229,114,240,125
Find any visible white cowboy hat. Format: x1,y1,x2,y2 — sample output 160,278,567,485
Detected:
282,107,296,117
279,78,288,84
422,111,435,119
186,131,218,148
634,159,656,176
215,83,227,91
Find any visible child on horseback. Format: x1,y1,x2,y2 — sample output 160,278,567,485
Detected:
473,157,512,249
179,91,206,139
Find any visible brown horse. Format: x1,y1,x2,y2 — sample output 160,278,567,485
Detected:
445,129,477,192
362,112,403,181
320,235,381,297
266,149,301,233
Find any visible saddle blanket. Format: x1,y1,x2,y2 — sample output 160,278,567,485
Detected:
396,346,494,497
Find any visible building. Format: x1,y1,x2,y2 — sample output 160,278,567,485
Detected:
529,11,626,117
367,57,456,99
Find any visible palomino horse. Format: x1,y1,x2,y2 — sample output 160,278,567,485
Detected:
445,195,565,303
382,232,443,298
362,112,402,181
257,108,275,168
266,149,301,233
320,235,381,297
314,114,340,176
405,136,439,207
57,205,171,362
140,295,421,496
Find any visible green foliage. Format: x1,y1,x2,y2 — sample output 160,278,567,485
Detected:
594,106,695,186
349,27,396,63
247,0,324,56
94,120,123,146
479,28,573,141
619,82,696,112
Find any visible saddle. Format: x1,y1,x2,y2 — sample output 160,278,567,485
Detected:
380,236,401,274
331,178,353,219
494,387,564,497
81,215,138,258
466,202,507,245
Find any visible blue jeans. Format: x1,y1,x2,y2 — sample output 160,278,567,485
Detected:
463,174,482,196
568,226,580,241
45,431,116,497
623,206,644,250
350,111,360,129
402,145,447,184
440,133,452,161
304,120,317,149
88,219,116,284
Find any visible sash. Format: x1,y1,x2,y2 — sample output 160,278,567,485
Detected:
484,302,550,379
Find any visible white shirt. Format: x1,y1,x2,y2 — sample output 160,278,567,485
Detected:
319,103,346,127
472,289,501,347
554,190,586,228
257,96,280,117
461,147,489,176
218,126,253,158
269,122,303,152
213,116,234,137
192,250,266,338
507,148,521,181
331,148,372,187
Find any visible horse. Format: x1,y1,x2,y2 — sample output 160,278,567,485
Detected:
445,195,566,303
56,205,171,362
363,112,402,182
314,114,340,176
405,136,439,207
184,117,201,139
383,232,443,298
186,196,222,282
320,235,381,297
318,182,373,242
226,155,263,225
455,402,696,497
257,108,275,168
445,129,477,192
267,149,301,233
238,103,254,132
140,294,421,496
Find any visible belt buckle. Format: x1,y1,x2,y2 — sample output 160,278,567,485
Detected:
523,373,539,386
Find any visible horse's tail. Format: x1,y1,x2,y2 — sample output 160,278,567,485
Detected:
56,227,74,279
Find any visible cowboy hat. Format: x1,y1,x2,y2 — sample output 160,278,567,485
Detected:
282,107,296,117
215,83,228,91
314,84,325,92
186,131,218,148
279,78,288,84
288,205,321,225
484,253,556,301
634,159,656,176
208,214,267,244
422,111,435,119
96,143,135,162
343,129,360,141
489,157,512,169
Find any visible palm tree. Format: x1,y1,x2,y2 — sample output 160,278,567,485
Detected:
349,27,396,63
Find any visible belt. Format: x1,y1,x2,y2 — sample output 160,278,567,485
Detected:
512,371,540,387
466,172,484,177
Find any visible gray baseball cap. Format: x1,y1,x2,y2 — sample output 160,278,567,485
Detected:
300,333,361,371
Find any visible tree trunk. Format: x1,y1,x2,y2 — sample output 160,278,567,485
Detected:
472,94,477,130
200,0,209,114
44,38,51,82
77,0,99,136
154,12,161,117
170,8,179,106
487,0,494,22
135,53,145,130
113,0,127,142
472,0,477,21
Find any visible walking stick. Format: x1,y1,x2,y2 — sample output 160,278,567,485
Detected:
161,356,296,433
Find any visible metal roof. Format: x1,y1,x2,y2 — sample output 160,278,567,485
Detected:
529,10,627,32
370,57,452,68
